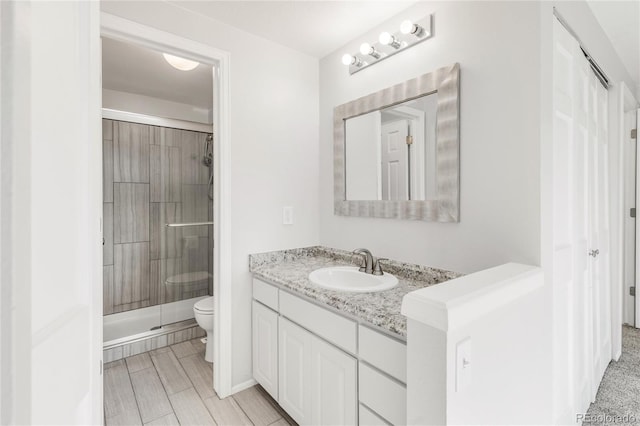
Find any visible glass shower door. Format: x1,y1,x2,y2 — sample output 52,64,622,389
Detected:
152,127,213,327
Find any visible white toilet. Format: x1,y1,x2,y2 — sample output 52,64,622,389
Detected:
193,296,214,363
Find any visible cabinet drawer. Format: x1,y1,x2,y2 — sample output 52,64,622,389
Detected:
359,325,407,383
279,290,357,354
359,363,406,426
359,404,390,426
253,278,279,311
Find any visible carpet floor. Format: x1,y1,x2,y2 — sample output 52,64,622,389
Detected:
584,325,640,425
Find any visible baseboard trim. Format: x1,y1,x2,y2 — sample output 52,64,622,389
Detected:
230,378,257,395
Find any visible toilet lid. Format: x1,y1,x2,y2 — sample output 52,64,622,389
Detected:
194,296,214,313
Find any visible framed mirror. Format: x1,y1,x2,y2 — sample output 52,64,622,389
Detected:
333,63,460,222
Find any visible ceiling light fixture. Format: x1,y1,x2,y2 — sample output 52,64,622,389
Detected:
341,14,433,75
163,53,199,71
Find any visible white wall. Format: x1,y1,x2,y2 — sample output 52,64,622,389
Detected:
319,1,542,274
403,264,551,425
100,1,320,390
345,112,380,200
103,88,212,124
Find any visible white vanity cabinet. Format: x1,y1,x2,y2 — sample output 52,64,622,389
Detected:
252,278,405,426
310,334,357,425
279,317,313,423
252,300,279,399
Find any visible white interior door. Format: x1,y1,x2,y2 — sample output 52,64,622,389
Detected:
589,70,612,394
552,17,612,419
381,120,409,200
552,18,591,416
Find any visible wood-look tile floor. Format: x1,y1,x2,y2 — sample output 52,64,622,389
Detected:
104,338,296,426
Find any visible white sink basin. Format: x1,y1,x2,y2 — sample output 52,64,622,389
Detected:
308,266,398,293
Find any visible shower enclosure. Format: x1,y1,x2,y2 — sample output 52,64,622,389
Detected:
102,118,214,345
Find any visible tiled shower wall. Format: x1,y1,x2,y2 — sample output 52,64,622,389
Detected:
103,119,213,315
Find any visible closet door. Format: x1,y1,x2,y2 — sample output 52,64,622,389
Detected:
552,17,612,417
552,17,592,416
588,69,612,395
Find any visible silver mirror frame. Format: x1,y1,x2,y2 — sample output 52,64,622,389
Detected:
333,62,460,222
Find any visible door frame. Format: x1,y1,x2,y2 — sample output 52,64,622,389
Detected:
100,13,233,398
637,107,640,329
617,82,639,359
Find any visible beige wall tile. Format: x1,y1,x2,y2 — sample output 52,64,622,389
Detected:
181,184,209,238
151,146,181,202
114,121,150,183
104,203,114,265
114,242,150,306
181,131,210,185
114,183,149,244
104,265,114,315
150,203,182,260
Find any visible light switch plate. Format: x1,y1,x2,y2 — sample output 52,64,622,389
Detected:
282,206,294,225
456,337,472,392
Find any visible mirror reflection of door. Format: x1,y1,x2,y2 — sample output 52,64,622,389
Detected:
344,92,438,202
381,120,409,201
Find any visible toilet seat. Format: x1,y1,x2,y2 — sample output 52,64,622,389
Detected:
194,296,214,314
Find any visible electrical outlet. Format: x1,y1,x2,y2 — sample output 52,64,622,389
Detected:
456,337,472,392
282,206,294,225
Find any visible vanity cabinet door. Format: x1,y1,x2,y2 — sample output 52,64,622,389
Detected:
252,301,279,400
311,337,357,426
279,318,312,425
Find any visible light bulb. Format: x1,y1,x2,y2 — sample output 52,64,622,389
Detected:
341,54,362,67
359,42,380,59
163,53,199,71
360,43,373,55
400,20,415,34
400,20,425,37
342,53,354,65
379,32,401,49
379,32,393,45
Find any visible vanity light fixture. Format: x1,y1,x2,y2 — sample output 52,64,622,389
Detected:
359,43,381,59
341,14,432,75
163,53,199,71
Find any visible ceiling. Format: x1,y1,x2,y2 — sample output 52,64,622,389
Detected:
102,36,213,109
103,1,639,107
168,1,417,58
102,1,416,107
587,0,640,94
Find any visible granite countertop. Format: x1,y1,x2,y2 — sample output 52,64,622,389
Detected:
249,246,462,338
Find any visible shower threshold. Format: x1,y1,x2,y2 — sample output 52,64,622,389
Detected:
104,318,197,350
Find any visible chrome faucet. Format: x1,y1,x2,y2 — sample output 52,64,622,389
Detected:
353,248,374,274
353,249,387,275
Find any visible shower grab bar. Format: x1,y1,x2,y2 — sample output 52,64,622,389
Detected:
166,222,214,228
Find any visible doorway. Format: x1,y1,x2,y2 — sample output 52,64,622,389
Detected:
100,13,232,400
